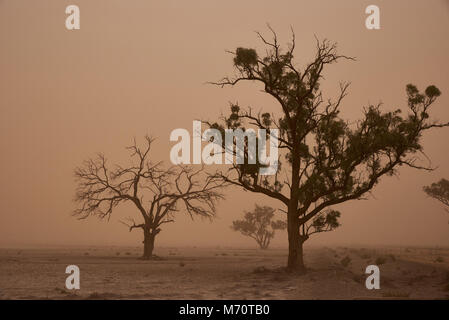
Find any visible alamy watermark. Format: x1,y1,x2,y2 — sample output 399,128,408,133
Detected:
65,5,80,30
65,265,80,290
169,121,279,175
64,4,380,31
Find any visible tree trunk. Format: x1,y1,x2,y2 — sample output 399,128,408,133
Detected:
287,144,306,273
258,236,270,250
142,229,156,260
287,212,306,273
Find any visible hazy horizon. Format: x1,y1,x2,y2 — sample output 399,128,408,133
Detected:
1,0,448,250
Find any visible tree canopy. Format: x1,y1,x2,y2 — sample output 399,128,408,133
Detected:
74,136,226,258
231,205,286,249
424,178,449,213
207,27,448,271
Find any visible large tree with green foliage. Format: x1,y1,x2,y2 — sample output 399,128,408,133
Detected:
207,27,448,273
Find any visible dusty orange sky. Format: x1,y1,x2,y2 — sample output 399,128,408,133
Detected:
1,0,448,249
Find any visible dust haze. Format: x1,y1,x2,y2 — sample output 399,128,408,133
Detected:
0,0,448,300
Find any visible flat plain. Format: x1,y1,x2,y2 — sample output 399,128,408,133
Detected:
0,246,448,300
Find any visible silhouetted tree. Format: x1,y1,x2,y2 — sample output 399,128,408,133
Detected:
231,205,286,249
207,27,449,273
74,136,225,259
424,179,449,215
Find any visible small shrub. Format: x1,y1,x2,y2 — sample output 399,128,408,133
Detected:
340,256,351,267
435,256,444,263
125,252,131,256
54,287,67,294
253,266,269,274
361,253,371,259
179,262,185,267
407,275,426,285
352,275,363,283
375,256,387,265
382,290,410,298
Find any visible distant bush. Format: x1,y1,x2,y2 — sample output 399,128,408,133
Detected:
340,256,351,267
352,274,363,284
435,256,444,263
382,290,410,298
179,262,185,267
253,266,270,274
361,253,371,259
231,205,286,250
375,256,387,265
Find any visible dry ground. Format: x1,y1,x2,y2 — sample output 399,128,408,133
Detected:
0,246,448,300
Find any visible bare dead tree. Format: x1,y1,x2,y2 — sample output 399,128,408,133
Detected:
74,136,226,259
206,26,449,272
231,205,286,249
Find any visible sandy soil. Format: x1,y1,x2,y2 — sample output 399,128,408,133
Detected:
0,246,448,300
